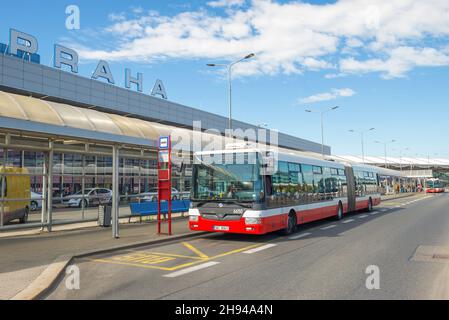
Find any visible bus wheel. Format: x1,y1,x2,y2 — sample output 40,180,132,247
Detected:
367,198,373,212
20,207,29,224
335,202,344,220
282,211,297,235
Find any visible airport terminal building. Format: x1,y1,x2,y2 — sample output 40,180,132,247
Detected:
0,30,329,229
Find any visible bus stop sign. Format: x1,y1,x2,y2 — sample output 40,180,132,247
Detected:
157,135,172,235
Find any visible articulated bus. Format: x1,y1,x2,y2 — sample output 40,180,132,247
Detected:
189,147,381,235
425,178,445,193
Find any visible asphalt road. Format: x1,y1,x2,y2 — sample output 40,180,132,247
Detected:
46,193,449,300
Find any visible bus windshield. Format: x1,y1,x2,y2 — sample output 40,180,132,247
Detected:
427,180,442,188
192,152,264,203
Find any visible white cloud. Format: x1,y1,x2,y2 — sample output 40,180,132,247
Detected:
207,0,245,8
324,73,347,79
108,12,126,22
299,88,356,104
341,47,449,78
69,0,449,79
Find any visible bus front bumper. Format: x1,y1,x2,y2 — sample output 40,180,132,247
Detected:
189,217,267,235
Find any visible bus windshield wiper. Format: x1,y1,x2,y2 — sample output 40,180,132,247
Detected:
220,200,252,208
192,199,252,208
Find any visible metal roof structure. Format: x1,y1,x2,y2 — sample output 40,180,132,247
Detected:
332,155,449,168
0,90,325,157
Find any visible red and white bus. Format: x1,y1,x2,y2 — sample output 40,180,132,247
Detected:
425,178,445,193
189,147,381,235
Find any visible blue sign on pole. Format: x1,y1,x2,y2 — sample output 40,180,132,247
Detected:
159,136,170,150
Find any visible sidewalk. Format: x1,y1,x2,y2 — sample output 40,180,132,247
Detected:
0,218,196,300
381,192,422,201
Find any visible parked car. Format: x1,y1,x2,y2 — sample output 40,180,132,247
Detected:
66,188,112,208
1,167,30,224
137,188,187,202
30,192,43,211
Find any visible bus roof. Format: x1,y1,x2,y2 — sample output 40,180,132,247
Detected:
195,148,348,170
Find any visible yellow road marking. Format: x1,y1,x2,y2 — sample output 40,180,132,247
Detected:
139,251,205,260
210,243,262,259
111,252,175,265
92,259,174,271
182,242,209,259
164,243,264,271
90,242,266,272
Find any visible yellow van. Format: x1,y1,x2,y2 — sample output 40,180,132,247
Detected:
0,167,31,224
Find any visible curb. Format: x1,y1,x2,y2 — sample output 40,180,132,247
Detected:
381,193,422,201
10,230,208,300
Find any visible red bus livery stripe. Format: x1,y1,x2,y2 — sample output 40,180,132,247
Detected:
189,195,381,235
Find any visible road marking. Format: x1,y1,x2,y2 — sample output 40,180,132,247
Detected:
380,209,388,212
163,261,220,278
243,244,277,254
111,252,175,265
92,258,175,271
342,219,355,224
143,251,204,260
370,211,379,215
289,232,311,240
359,214,368,218
320,225,337,230
182,242,209,259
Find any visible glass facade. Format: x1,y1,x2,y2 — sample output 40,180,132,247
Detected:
0,145,192,227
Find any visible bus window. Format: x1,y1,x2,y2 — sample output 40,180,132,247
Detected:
312,166,322,174
278,161,289,173
288,162,300,172
301,164,316,195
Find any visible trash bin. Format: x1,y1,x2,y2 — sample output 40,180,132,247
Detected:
98,205,112,227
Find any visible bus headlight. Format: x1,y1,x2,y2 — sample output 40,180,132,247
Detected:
245,217,261,225
189,215,199,222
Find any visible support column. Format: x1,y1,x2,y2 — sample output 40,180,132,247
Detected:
81,153,86,220
0,147,5,228
41,151,48,230
112,145,120,239
47,141,54,232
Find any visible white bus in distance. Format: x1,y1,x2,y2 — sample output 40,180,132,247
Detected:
189,147,381,235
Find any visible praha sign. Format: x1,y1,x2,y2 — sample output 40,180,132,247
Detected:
5,29,168,99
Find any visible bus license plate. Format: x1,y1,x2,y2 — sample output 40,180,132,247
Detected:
213,226,229,231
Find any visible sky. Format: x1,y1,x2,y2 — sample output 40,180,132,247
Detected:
1,0,448,158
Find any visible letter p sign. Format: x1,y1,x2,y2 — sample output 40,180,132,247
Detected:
66,5,80,30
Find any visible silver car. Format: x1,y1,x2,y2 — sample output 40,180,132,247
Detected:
66,188,112,208
137,188,187,202
30,192,43,211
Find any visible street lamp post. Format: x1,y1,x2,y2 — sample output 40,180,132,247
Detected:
392,147,410,172
349,128,375,164
207,53,255,137
375,139,396,168
305,106,339,158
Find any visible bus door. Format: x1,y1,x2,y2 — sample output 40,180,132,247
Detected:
345,166,356,212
